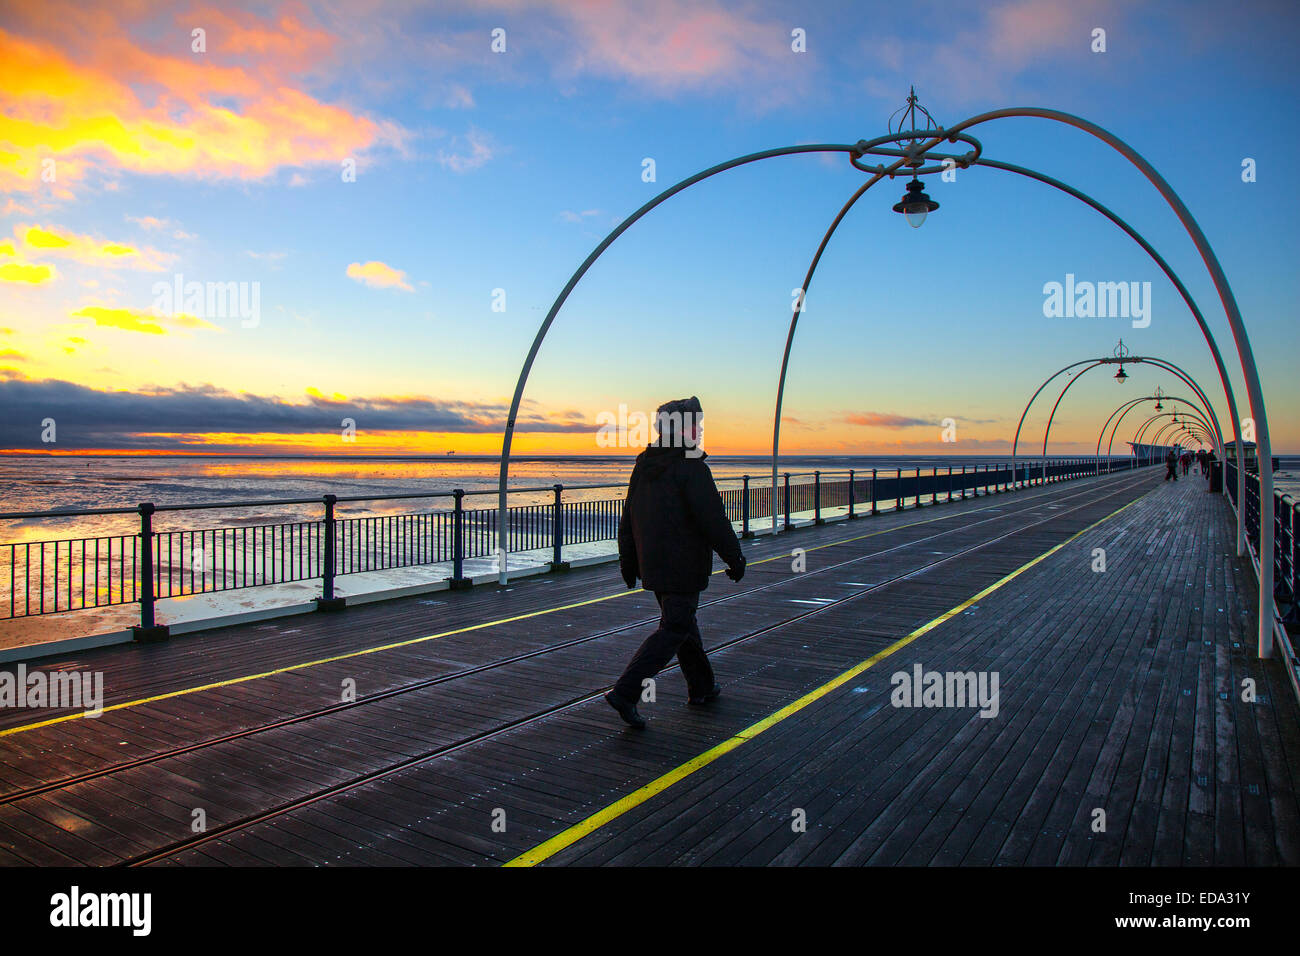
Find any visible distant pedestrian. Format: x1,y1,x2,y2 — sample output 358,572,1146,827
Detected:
606,396,746,729
1180,452,1191,476
1197,448,1208,475
1164,449,1178,482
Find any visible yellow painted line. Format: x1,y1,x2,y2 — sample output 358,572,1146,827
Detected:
504,491,1146,866
0,481,1111,740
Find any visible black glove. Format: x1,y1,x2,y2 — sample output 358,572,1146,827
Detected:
726,556,746,582
622,567,638,589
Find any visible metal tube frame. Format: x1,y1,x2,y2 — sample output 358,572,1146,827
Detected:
496,103,1276,659
1098,395,1217,467
1114,404,1213,456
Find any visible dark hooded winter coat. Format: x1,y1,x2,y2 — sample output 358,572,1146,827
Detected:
618,444,744,593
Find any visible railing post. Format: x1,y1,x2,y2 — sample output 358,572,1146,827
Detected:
742,475,754,538
961,465,968,500
315,493,345,612
1290,499,1299,626
948,465,953,502
871,468,878,516
932,467,938,505
449,488,472,589
895,468,902,512
549,483,569,572
847,469,856,519
132,502,169,642
784,473,792,530
814,471,824,524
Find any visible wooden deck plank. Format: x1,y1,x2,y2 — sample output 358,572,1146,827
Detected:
2,469,1295,868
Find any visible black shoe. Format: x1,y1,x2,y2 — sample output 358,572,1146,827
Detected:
689,683,722,706
604,691,646,729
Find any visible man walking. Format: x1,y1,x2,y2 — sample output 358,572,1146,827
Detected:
605,396,746,729
1164,448,1179,482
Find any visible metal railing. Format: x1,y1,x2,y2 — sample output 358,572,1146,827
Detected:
0,457,1139,635
1227,459,1299,627
1225,457,1300,703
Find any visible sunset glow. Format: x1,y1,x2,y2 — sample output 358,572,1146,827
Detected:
1,0,1296,457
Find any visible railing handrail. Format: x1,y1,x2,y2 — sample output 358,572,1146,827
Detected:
0,457,1145,633
0,456,1117,521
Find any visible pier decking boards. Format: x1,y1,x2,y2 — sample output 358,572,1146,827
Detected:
0,469,1295,867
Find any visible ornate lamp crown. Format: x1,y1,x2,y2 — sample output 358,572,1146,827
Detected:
888,86,941,168
851,88,982,180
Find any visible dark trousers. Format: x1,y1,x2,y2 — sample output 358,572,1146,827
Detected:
1165,463,1178,481
612,591,714,704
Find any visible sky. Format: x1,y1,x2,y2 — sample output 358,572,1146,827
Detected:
1,0,1297,457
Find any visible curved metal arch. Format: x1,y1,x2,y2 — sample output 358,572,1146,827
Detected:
973,158,1246,510
1109,402,1213,460
1097,395,1210,469
932,106,1273,657
1145,422,1212,457
1037,360,1106,482
1010,358,1096,485
1097,397,1156,464
1135,411,1211,448
766,155,1247,522
1158,418,1212,446
769,171,886,532
493,140,893,579
1012,354,1222,484
1100,370,1222,457
1174,426,1210,446
1100,395,1214,464
1148,426,1192,453
1133,412,1175,447
1139,359,1227,460
1135,410,1206,444
1162,431,1207,451
499,104,1273,655
780,115,1258,522
1151,419,1206,448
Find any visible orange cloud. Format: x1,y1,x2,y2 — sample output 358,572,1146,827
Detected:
70,305,221,335
346,260,414,291
16,224,172,271
306,386,349,401
481,0,798,97
0,261,55,284
0,2,407,196
843,412,931,429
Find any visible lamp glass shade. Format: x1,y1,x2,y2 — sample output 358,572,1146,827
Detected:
893,178,938,228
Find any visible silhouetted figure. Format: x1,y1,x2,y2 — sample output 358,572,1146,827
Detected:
1164,449,1178,482
605,396,746,729
1181,451,1192,476
1197,448,1208,475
